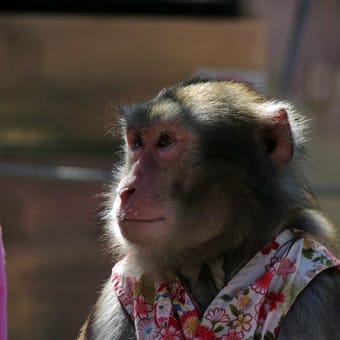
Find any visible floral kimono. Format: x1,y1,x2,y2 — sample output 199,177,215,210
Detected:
112,229,340,339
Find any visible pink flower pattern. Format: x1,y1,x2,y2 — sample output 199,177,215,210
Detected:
160,326,182,340
135,294,153,319
112,229,340,339
206,307,230,324
277,259,296,281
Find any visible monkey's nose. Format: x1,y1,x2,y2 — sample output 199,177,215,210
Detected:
119,187,136,207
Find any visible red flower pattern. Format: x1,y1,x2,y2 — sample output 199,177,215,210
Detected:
195,325,216,340
111,230,340,339
261,240,279,255
180,311,199,338
267,291,285,311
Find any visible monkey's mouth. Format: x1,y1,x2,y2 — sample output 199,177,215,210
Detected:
117,217,168,244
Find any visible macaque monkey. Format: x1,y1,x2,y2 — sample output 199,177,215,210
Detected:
79,79,340,339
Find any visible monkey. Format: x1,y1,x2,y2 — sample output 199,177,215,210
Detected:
78,79,340,340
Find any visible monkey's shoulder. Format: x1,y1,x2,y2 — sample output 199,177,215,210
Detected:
278,267,340,340
78,279,135,340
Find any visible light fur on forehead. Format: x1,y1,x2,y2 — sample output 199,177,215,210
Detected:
149,99,183,121
174,81,266,119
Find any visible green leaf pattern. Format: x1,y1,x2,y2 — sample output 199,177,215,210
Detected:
112,229,340,339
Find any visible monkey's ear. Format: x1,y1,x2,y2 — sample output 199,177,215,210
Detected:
259,108,294,168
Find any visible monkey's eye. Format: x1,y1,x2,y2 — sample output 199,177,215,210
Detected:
132,134,143,150
157,133,174,148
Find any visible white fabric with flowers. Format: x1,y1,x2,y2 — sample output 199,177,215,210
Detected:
112,229,340,339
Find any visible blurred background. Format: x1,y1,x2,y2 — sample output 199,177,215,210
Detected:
0,0,339,339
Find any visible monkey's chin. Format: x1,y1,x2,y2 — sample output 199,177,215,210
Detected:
117,218,168,245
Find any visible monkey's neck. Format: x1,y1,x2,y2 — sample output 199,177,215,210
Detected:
127,239,265,289
175,252,254,312
124,217,284,288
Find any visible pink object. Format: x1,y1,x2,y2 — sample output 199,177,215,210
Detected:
0,226,7,340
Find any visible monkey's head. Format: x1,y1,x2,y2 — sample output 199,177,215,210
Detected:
107,79,309,269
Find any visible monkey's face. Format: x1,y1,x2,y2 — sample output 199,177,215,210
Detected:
113,120,200,247
110,79,297,253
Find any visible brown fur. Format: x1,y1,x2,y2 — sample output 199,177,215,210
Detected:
79,79,339,339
